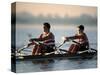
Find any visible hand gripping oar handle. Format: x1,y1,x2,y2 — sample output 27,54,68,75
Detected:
72,40,80,45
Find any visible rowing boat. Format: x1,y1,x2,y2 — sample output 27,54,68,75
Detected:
11,40,97,61
13,49,97,61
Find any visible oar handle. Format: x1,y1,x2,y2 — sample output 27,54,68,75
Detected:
72,40,80,45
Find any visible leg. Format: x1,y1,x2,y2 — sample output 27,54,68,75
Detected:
32,45,38,55
35,45,41,55
36,45,46,55
68,44,74,53
68,44,80,54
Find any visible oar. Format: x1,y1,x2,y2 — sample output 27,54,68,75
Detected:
72,40,80,45
17,45,28,53
17,40,43,53
22,49,32,52
55,41,67,54
90,48,97,52
59,49,68,53
57,41,66,48
17,34,33,53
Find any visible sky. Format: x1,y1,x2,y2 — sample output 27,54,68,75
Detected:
12,2,97,25
16,2,97,17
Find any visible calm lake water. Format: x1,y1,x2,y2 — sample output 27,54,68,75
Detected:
15,24,97,73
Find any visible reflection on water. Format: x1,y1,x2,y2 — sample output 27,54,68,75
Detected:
16,58,97,73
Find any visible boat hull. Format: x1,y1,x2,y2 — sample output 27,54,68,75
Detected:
15,51,97,61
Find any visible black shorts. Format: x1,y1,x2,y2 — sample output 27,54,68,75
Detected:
79,46,88,51
43,45,55,53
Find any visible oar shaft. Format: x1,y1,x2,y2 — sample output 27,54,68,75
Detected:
22,49,32,52
17,45,28,52
57,42,65,48
90,48,97,52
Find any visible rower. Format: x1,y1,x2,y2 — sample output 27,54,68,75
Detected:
28,22,55,55
63,25,89,54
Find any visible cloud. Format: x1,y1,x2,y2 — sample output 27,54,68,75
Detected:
14,12,97,26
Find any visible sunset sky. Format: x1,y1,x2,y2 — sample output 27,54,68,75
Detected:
16,2,97,17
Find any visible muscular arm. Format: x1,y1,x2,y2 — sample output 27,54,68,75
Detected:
30,32,54,42
68,36,76,39
65,35,77,41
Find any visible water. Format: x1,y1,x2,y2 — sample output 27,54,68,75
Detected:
16,25,97,49
16,58,97,73
15,24,97,73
